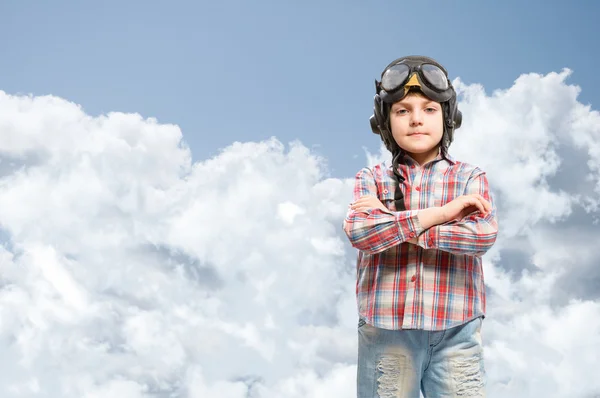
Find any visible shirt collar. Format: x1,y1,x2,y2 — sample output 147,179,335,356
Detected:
388,149,456,169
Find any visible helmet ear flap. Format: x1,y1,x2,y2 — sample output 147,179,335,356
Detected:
454,109,462,129
371,93,399,154
443,97,462,133
371,94,389,135
441,97,462,154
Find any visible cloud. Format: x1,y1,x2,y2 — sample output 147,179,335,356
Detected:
0,65,599,398
0,90,356,397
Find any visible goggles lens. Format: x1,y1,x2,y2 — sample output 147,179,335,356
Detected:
380,63,448,93
380,64,409,92
421,64,448,91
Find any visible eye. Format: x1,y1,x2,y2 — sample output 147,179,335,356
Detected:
394,109,408,115
425,107,437,113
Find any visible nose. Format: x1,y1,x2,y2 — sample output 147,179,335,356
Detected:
410,109,423,126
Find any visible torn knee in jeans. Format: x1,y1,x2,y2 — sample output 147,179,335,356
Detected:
449,352,485,396
377,353,410,397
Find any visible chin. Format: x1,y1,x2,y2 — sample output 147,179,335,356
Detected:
400,144,437,153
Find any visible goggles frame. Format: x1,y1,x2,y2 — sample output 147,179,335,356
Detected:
381,62,448,93
376,60,454,104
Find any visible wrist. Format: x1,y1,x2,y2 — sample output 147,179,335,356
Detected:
417,207,446,230
436,206,448,224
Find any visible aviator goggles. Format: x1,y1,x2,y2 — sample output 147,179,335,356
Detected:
377,61,453,104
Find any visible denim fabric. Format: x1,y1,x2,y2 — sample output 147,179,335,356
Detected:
357,317,486,397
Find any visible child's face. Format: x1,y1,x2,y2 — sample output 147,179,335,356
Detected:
389,92,444,160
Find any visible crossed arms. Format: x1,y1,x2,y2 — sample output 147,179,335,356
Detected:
342,167,499,256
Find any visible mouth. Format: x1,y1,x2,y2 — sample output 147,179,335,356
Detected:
408,132,428,136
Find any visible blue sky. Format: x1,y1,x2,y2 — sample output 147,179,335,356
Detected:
1,0,598,177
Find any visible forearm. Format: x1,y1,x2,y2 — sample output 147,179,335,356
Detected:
405,207,445,244
415,169,499,256
344,167,448,254
417,215,498,256
417,207,446,230
343,207,424,254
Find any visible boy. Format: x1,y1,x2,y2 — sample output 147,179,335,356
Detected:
343,55,498,397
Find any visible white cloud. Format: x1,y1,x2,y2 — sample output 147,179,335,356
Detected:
277,201,306,224
0,65,599,398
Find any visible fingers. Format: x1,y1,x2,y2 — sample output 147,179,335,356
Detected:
350,195,386,212
470,196,486,214
351,195,375,206
476,194,492,213
469,194,492,215
350,195,370,211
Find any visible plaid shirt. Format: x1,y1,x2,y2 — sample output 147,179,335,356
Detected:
343,152,498,331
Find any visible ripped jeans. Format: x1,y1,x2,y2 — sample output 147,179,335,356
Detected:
357,317,486,397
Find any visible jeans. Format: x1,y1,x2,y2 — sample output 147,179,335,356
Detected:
357,316,486,397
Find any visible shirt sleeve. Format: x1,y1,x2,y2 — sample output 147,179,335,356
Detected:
342,167,424,254
416,169,499,257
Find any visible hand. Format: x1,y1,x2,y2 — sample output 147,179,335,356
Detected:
350,195,388,212
441,194,491,223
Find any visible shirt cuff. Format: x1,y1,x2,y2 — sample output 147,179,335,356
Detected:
418,224,439,249
401,210,425,241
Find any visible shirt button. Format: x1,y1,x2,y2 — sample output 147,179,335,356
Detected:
383,189,389,194
411,275,416,282
409,232,415,238
428,239,434,246
410,165,415,169
415,186,421,191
